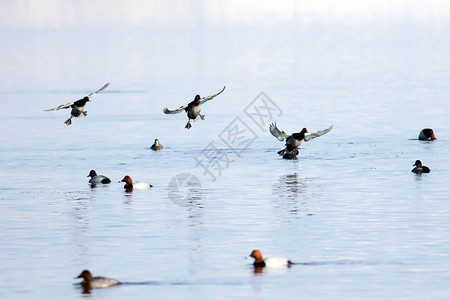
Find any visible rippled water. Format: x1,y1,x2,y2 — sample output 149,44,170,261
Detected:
1,11,450,299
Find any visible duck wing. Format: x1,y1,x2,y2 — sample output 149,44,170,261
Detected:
87,82,110,98
44,83,110,111
269,123,291,141
43,101,74,111
199,86,226,104
163,105,187,114
304,124,333,142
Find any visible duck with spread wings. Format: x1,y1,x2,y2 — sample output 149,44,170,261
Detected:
269,123,333,159
163,86,226,129
44,82,110,125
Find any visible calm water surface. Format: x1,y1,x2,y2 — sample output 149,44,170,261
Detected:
1,13,450,300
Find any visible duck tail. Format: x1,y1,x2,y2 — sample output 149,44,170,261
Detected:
185,121,192,129
277,147,286,156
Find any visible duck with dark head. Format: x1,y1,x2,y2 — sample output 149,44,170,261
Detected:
411,160,430,174
150,139,163,151
163,86,226,129
44,82,110,125
269,123,333,159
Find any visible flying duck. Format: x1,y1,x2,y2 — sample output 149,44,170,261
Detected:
163,86,226,129
44,82,110,125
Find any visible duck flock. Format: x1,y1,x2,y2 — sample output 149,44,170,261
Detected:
44,82,435,291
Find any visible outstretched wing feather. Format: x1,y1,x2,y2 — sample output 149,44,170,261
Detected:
43,102,73,111
87,82,110,98
199,86,226,104
269,122,290,141
44,82,109,111
304,124,333,142
163,105,187,114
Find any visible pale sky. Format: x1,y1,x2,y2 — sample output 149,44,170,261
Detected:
1,0,450,28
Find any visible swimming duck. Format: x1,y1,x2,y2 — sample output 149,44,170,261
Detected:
87,170,111,185
269,123,333,159
44,82,110,125
418,128,436,141
75,270,120,289
150,139,163,151
249,249,292,268
411,160,430,174
120,175,152,190
163,86,226,129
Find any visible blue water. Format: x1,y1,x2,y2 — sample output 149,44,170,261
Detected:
1,4,450,299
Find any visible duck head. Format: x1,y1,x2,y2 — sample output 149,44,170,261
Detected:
76,270,93,281
120,176,133,185
413,160,423,167
427,129,436,140
249,249,264,264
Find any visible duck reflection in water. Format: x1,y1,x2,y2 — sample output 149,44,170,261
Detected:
272,173,312,216
253,266,264,274
273,173,307,200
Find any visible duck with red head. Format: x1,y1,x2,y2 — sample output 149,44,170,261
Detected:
120,175,153,190
419,128,436,141
75,270,120,290
411,160,431,174
163,86,226,129
249,249,292,268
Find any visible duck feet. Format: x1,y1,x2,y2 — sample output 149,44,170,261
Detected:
185,121,192,129
64,117,72,125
